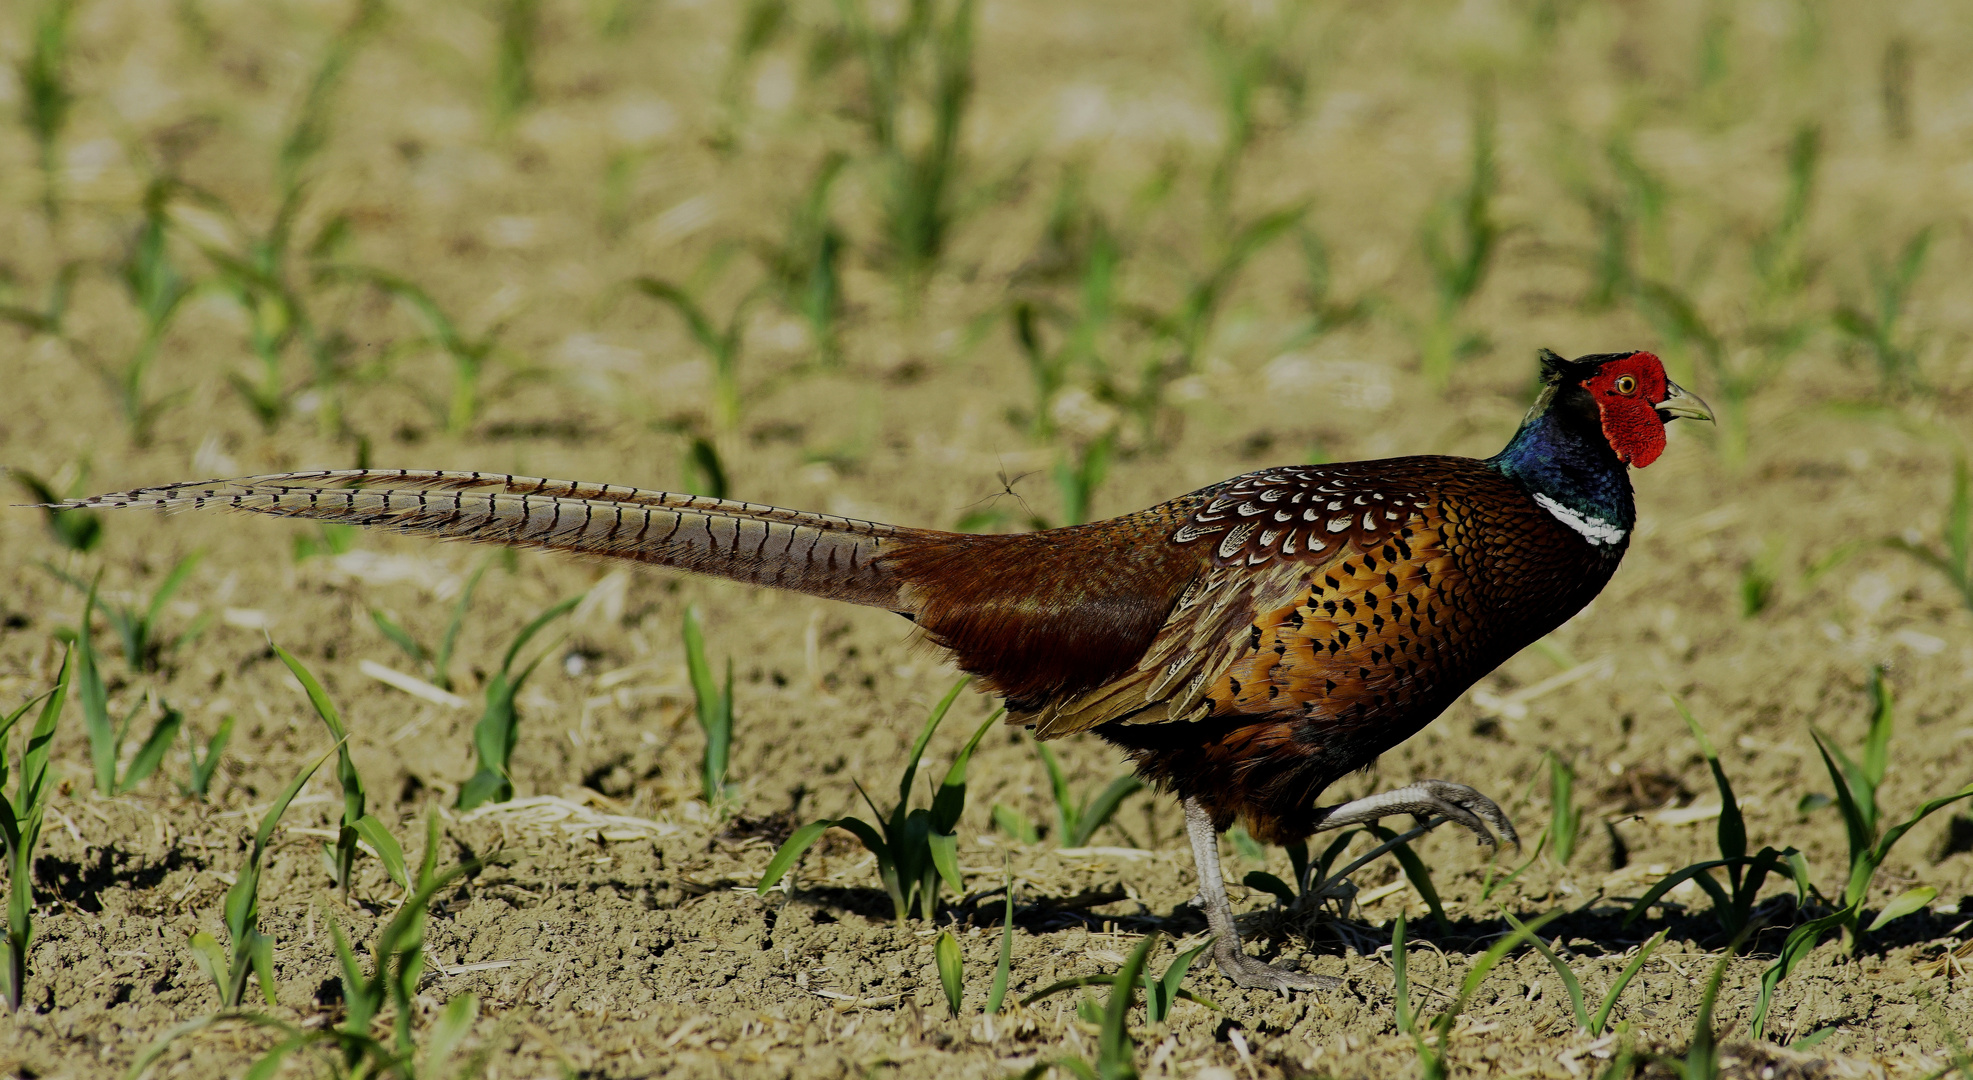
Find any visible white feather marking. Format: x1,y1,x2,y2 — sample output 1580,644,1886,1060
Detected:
1533,493,1627,546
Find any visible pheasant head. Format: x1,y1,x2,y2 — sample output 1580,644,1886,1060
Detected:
1489,349,1713,548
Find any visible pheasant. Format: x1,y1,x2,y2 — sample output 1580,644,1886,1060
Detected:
62,348,1709,992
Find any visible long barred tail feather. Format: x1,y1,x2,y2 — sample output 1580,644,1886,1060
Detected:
63,470,937,610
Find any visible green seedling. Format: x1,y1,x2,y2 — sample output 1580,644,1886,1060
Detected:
1503,910,1666,1037
758,678,999,924
934,930,964,1017
370,557,491,692
1197,1,1319,217
11,466,102,552
986,862,1015,1016
871,0,976,294
631,275,760,434
18,0,76,219
1052,433,1114,528
1832,226,1931,395
178,1,380,435
0,261,78,338
1625,697,1807,941
334,268,515,436
992,802,1039,844
1881,455,1973,614
179,714,234,800
1547,750,1583,868
457,591,584,810
188,741,336,1007
1416,94,1499,389
1751,669,1973,1039
1121,204,1302,444
1004,211,1120,446
1014,733,1143,848
491,0,540,131
753,153,846,365
48,552,207,672
1291,226,1369,342
328,812,479,1061
1657,939,1740,1080
294,523,359,562
1,650,70,1011
716,0,790,140
1019,931,1208,1079
1239,817,1452,932
1023,932,1216,1026
98,180,198,446
682,436,730,500
1740,538,1784,618
1478,826,1549,903
1393,907,1562,1080
1749,124,1821,304
682,606,737,811
71,585,183,796
274,643,379,900
156,816,500,1079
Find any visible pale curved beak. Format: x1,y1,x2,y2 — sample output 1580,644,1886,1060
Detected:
1655,380,1714,424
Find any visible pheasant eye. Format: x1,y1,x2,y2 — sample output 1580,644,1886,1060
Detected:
1614,375,1637,395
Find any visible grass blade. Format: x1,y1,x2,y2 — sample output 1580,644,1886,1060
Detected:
1069,775,1143,848
987,863,1014,1015
934,930,964,1017
1590,929,1667,1036
756,819,840,894
1501,908,1586,1032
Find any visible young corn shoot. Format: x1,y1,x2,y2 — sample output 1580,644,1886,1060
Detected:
1881,455,1973,614
46,553,207,673
187,741,336,1007
1018,931,1202,1079
0,650,70,1012
1501,909,1666,1037
1022,932,1216,1026
370,556,491,693
758,678,1000,924
1023,732,1143,848
1625,697,1808,940
179,713,234,799
1393,907,1562,1080
71,584,183,796
18,0,76,220
631,276,760,434
457,592,585,810
153,813,499,1079
1751,668,1973,1039
1547,750,1582,868
986,862,1015,1016
10,466,102,553
934,930,964,1017
682,606,737,812
274,643,379,900
1832,226,1931,395
1416,95,1499,390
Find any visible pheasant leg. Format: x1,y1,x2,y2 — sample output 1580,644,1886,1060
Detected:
1310,780,1518,848
1183,797,1340,993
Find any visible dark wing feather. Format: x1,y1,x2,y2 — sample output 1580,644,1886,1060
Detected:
1025,458,1578,739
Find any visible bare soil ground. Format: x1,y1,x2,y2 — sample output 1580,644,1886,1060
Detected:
2,0,1973,1076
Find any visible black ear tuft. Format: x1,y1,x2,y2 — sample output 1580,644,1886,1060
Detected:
1537,348,1571,383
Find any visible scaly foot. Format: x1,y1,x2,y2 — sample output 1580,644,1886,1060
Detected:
1210,937,1341,993
1313,779,1518,848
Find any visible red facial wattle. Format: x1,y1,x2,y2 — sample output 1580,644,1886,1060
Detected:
1582,352,1671,468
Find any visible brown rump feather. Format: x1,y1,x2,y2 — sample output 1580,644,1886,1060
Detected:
884,500,1208,709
